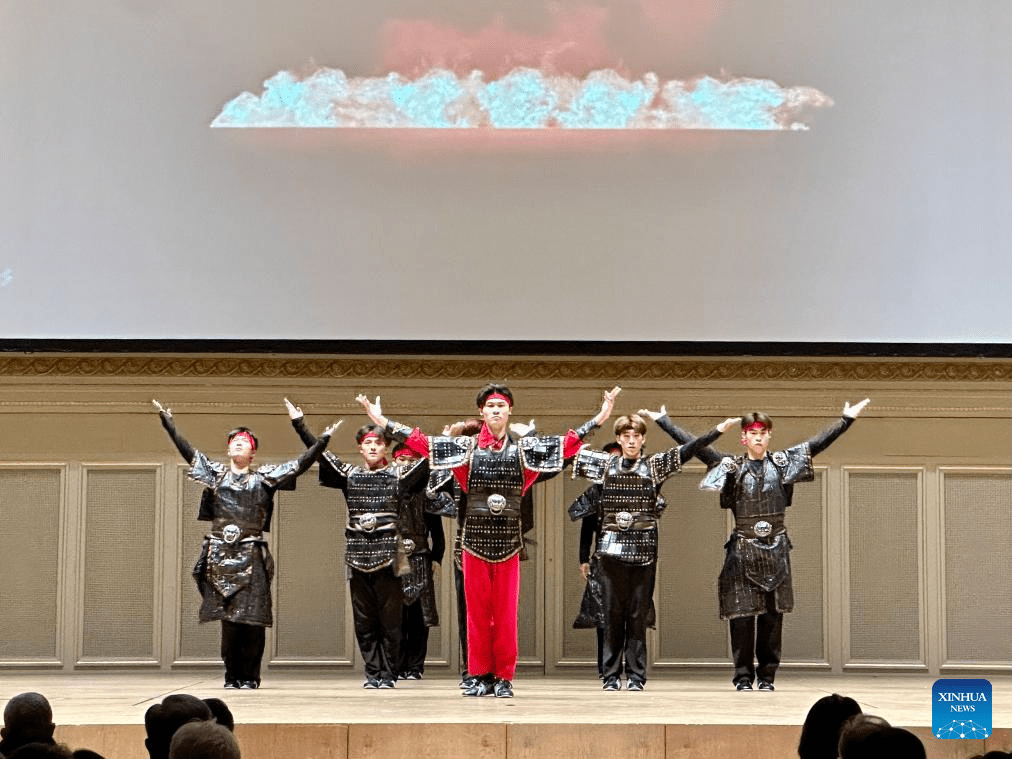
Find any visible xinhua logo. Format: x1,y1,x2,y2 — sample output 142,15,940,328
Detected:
933,679,992,739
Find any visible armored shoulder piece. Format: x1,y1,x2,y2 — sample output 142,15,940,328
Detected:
571,446,613,484
700,455,741,491
647,447,682,483
429,435,474,469
518,434,565,473
770,444,814,485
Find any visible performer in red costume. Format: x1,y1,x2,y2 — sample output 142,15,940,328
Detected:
359,384,619,698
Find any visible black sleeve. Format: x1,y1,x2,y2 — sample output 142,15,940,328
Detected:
293,417,347,487
655,414,725,468
579,514,598,565
807,416,854,457
160,412,196,465
676,425,723,462
425,512,446,564
291,415,318,447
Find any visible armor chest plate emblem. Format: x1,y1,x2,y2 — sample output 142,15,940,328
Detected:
222,524,241,543
753,520,773,538
615,511,634,530
487,494,507,515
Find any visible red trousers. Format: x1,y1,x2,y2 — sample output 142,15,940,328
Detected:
462,551,520,681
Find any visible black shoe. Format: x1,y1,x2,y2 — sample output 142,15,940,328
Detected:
626,680,644,691
459,671,474,689
757,680,775,691
403,671,422,681
363,677,380,689
735,680,753,691
602,676,621,691
462,674,495,697
378,678,396,689
223,680,240,689
493,679,514,698
239,680,258,689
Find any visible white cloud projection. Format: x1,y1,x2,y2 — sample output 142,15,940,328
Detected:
211,67,832,130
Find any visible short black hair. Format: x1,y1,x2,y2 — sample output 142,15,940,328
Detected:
476,383,513,409
355,424,390,445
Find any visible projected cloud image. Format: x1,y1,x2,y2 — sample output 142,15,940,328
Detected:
212,4,832,131
211,68,831,130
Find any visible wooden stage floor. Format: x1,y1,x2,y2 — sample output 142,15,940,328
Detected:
2,671,1010,758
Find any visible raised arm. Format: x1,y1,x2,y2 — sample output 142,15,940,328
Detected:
153,399,196,464
639,405,725,468
285,398,348,486
808,398,870,457
676,417,741,461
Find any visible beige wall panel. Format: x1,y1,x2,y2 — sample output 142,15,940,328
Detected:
510,724,665,759
847,471,922,664
349,724,505,759
177,474,220,661
655,471,728,662
0,467,62,661
782,470,826,663
274,479,349,662
81,467,157,662
941,471,1012,665
517,502,544,664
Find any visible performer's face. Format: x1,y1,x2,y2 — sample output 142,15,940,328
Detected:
394,452,419,470
359,435,388,468
480,398,511,432
741,427,771,459
227,436,255,467
616,429,645,459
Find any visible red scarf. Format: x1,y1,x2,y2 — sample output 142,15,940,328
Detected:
477,423,506,450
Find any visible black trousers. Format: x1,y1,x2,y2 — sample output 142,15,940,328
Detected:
400,599,430,674
350,566,404,681
221,620,266,684
729,601,783,684
599,556,656,684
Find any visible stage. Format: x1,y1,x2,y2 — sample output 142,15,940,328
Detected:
1,671,1009,758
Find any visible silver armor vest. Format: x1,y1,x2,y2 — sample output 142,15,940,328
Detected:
338,460,403,572
463,442,526,562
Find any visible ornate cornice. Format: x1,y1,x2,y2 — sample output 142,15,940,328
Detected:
1,355,1010,382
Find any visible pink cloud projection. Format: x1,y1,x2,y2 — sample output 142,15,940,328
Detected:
211,2,831,131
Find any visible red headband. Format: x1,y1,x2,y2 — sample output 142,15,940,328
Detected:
230,431,257,452
393,448,416,460
481,392,513,408
743,422,769,433
359,432,384,444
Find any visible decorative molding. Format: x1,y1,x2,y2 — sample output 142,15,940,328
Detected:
0,355,1011,382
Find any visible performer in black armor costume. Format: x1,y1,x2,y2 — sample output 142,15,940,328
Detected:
153,399,337,689
570,443,668,681
359,384,620,698
285,399,430,689
571,413,738,690
390,444,447,680
643,398,870,691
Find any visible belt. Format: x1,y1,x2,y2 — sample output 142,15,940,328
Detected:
467,493,521,517
734,515,786,539
348,512,398,533
207,524,264,544
602,512,657,532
